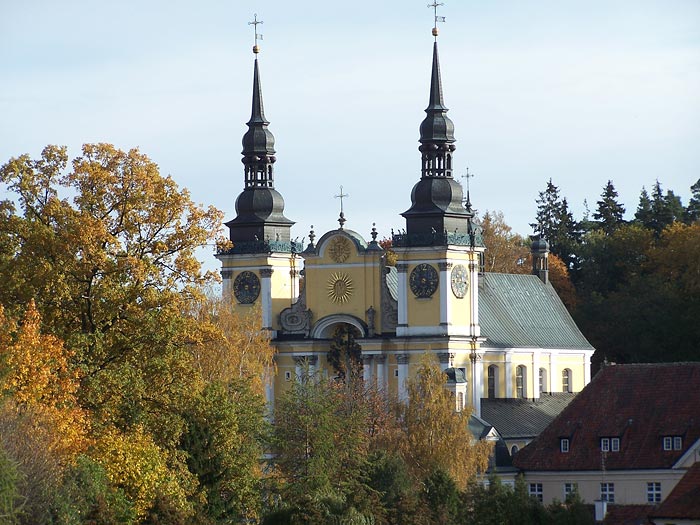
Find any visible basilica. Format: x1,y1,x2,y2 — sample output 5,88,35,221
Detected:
216,24,594,418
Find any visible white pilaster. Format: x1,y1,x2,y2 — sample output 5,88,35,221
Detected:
469,258,480,337
363,355,374,384
533,351,541,400
396,263,409,336
584,353,592,386
397,354,410,403
438,261,451,328
260,268,274,331
505,351,513,398
549,351,557,392
376,355,387,392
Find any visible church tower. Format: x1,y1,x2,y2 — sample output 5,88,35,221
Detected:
216,24,300,335
393,20,483,342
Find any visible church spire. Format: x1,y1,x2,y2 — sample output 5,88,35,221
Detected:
225,15,294,251
399,4,470,245
241,56,276,188
419,41,456,177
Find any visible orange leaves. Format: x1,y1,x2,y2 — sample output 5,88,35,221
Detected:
0,301,89,464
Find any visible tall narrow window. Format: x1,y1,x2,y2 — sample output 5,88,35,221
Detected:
528,483,543,502
600,483,615,503
539,367,547,394
647,482,661,503
488,365,498,398
457,392,464,412
516,365,527,398
562,368,572,393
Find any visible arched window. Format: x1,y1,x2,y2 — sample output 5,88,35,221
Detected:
457,392,464,412
562,369,572,393
539,367,547,394
511,445,519,456
488,365,498,398
516,365,527,398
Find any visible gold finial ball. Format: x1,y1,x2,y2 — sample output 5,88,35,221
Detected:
253,44,260,54
432,27,439,37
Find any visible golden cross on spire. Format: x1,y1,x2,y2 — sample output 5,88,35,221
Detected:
428,2,446,39
249,13,264,54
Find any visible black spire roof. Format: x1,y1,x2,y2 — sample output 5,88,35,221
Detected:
224,55,295,253
399,41,473,246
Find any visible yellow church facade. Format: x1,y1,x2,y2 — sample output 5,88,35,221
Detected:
217,32,594,418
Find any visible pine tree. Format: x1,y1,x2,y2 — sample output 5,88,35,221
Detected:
531,180,580,270
687,178,700,223
635,187,653,227
593,180,625,235
636,181,684,235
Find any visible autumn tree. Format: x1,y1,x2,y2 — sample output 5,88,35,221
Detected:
398,355,491,490
479,210,530,274
0,144,240,523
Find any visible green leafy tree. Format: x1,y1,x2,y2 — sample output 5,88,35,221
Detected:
593,180,625,235
269,372,381,523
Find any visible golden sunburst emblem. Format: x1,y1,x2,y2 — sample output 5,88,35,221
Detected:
328,236,351,263
327,272,354,303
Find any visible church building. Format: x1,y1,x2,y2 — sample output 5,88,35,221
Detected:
216,18,594,417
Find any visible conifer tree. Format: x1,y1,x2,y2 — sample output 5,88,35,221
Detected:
593,180,626,235
531,180,580,270
686,179,700,223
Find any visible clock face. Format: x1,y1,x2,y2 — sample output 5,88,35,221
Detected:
451,264,469,298
409,263,439,298
233,271,261,304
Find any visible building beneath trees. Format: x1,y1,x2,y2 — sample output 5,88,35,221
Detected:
216,27,594,418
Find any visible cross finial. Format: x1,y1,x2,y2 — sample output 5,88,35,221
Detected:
249,13,264,54
462,167,474,210
334,185,349,229
428,2,446,39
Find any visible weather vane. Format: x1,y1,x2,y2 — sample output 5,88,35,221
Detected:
428,2,446,39
335,185,349,229
249,13,263,54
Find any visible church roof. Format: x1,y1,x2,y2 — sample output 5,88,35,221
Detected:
479,273,593,350
481,394,576,440
513,363,700,472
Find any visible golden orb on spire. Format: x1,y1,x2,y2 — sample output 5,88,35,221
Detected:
432,27,439,37
253,44,260,54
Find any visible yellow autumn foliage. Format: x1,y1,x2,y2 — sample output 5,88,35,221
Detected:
91,425,197,520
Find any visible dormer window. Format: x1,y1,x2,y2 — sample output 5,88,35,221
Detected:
601,437,620,452
560,438,570,453
664,436,683,450
611,437,620,452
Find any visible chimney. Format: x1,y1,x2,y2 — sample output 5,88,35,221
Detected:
530,234,549,284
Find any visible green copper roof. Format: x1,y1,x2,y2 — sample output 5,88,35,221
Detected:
479,273,593,350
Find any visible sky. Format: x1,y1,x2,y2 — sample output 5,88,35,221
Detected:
2,0,699,268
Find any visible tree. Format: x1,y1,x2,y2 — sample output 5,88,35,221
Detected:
593,180,625,235
479,211,530,274
548,254,578,311
686,178,700,223
398,355,491,490
269,373,381,523
635,181,683,235
531,180,580,271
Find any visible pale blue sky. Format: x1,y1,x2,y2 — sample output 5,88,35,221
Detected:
2,1,699,259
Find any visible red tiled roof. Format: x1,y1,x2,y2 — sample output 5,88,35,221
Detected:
603,505,653,525
513,363,700,471
649,462,700,519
